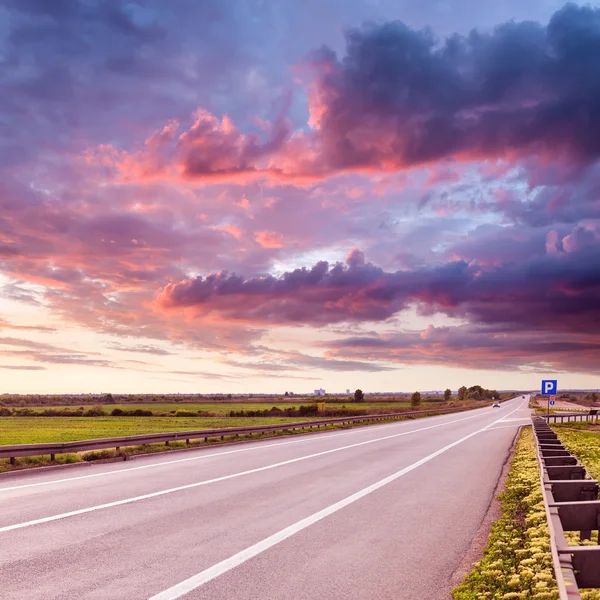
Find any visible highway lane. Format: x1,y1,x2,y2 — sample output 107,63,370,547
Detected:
0,396,531,600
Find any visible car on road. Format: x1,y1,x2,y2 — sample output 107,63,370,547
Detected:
492,402,500,408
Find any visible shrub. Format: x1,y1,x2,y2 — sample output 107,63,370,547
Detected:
298,404,319,417
84,404,105,417
411,392,422,407
0,407,12,416
111,408,125,416
175,410,198,417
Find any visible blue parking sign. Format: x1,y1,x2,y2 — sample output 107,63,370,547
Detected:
549,399,555,406
541,380,557,395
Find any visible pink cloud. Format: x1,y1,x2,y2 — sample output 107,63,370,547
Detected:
255,230,284,248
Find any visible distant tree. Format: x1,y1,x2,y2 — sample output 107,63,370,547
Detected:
466,385,484,400
570,395,578,402
284,391,289,397
227,393,232,400
585,392,598,402
354,389,364,402
457,386,467,401
411,391,422,407
443,389,452,402
103,393,115,404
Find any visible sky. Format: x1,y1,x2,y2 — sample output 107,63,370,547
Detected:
1,0,599,394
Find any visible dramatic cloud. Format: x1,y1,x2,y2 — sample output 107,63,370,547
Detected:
2,1,600,389
158,241,600,333
101,4,600,184
295,3,600,176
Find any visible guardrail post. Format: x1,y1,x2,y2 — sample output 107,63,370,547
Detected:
186,439,190,446
50,453,55,461
10,457,15,465
116,446,120,452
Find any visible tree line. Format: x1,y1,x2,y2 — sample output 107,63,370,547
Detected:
351,385,499,408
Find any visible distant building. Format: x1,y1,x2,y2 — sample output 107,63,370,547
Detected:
314,388,326,396
346,389,351,395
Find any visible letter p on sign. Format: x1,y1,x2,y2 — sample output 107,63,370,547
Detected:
542,380,558,395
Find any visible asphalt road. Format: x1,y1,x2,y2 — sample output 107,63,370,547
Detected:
0,396,531,600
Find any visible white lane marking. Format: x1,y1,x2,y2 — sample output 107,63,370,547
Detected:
149,400,526,600
0,406,504,493
0,403,524,533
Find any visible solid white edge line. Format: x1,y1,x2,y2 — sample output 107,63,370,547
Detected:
0,405,521,533
0,404,509,493
148,399,527,600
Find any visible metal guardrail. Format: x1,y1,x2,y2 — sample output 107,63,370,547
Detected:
532,416,600,599
544,411,599,424
0,405,483,464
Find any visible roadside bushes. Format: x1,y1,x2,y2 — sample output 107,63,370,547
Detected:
110,408,153,417
174,410,198,417
226,404,371,418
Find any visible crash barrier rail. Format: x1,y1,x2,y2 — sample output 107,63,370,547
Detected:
0,404,489,465
532,416,600,600
545,410,599,424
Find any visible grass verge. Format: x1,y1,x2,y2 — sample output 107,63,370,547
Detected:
0,416,310,445
552,424,600,482
552,424,600,562
0,409,461,474
453,428,557,600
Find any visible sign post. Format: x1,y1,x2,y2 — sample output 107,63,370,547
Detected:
541,380,558,419
548,396,555,417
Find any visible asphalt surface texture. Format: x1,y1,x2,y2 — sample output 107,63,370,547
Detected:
0,396,531,600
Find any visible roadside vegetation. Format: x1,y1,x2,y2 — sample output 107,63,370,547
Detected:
552,423,600,481
454,424,600,600
453,428,558,600
0,386,513,473
0,416,308,445
0,407,471,473
0,400,481,419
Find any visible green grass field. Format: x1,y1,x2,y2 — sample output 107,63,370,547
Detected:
6,401,429,414
0,416,309,445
